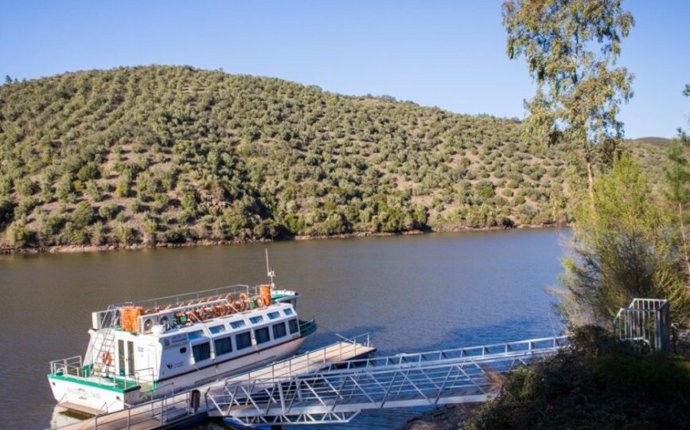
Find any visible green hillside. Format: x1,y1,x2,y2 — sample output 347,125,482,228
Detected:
0,66,666,250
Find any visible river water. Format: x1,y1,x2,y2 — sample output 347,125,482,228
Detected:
0,228,570,429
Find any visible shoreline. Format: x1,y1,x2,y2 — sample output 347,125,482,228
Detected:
1,223,568,256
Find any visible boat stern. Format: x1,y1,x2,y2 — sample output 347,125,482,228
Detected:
48,356,141,414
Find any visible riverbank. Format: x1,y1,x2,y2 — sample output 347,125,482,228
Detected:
402,404,480,430
1,223,566,256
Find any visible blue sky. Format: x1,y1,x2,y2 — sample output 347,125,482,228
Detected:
1,0,688,138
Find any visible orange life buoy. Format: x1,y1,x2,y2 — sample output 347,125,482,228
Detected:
101,351,113,366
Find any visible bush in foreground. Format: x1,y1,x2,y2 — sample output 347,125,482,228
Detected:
464,326,690,430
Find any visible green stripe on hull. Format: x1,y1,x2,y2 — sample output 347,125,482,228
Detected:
48,373,141,393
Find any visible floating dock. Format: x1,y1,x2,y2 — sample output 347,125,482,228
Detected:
53,334,375,430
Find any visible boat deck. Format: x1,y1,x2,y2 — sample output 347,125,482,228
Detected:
54,336,375,430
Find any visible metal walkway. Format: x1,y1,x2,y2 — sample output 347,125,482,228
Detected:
206,336,568,426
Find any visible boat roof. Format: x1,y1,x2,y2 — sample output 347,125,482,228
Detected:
91,284,299,334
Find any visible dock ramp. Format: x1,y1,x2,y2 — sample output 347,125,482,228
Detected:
207,336,568,426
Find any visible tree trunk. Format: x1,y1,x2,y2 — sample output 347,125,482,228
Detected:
586,160,595,202
678,202,690,276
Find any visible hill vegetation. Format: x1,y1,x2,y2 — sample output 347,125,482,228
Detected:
0,66,668,250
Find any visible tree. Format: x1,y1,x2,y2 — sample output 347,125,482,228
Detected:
0,198,15,230
665,139,690,275
560,155,689,325
665,84,690,278
503,0,634,194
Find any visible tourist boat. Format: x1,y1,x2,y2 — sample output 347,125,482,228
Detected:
47,279,317,414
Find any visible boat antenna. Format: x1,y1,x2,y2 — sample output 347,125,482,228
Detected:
265,248,276,289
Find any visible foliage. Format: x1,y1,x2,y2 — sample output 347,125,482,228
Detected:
0,198,15,230
665,84,690,277
503,0,634,191
0,66,667,249
465,325,690,430
560,155,689,325
665,138,690,275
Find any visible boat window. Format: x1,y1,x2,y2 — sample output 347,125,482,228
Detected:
179,346,187,354
255,327,270,344
273,322,287,339
188,330,204,340
230,320,246,329
209,325,226,334
267,311,280,320
288,319,299,334
127,341,135,377
249,316,264,325
283,308,294,316
118,339,125,375
236,332,252,350
214,336,233,356
192,343,211,362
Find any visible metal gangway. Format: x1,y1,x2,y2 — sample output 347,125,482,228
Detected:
206,336,568,426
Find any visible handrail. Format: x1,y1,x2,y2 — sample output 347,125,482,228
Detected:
613,298,670,354
221,334,374,386
321,335,568,373
50,356,83,376
54,390,195,429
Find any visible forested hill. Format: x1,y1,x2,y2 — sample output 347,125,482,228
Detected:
0,66,666,250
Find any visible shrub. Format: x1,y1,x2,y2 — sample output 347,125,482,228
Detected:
465,326,690,430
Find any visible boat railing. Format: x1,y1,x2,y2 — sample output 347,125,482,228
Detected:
134,367,157,392
108,284,262,311
50,355,83,377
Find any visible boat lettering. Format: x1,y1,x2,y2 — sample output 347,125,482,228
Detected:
166,361,184,369
67,386,102,401
170,334,187,345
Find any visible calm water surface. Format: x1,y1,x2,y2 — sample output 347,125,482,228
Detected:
0,228,570,429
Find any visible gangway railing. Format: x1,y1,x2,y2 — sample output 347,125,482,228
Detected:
228,333,374,384
613,298,671,354
207,335,568,427
52,388,197,429
321,336,568,372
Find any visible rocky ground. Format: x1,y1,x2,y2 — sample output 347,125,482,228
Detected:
401,404,480,430
676,327,690,358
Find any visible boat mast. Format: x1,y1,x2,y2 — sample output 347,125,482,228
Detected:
265,248,276,289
